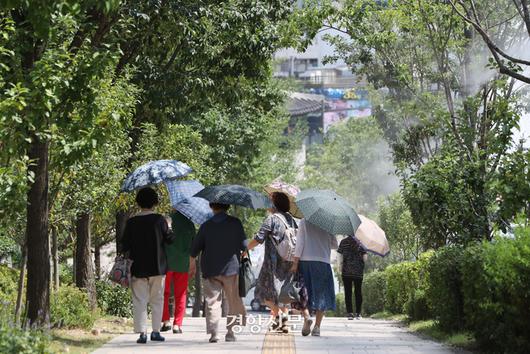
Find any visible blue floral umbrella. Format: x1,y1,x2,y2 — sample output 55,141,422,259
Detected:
120,160,192,192
165,180,213,225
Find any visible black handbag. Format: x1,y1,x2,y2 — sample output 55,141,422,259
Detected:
238,255,256,297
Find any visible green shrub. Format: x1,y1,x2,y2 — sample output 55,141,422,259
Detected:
384,261,417,313
0,265,19,312
327,292,346,317
96,280,133,318
58,263,74,286
0,325,50,354
362,271,386,315
50,285,97,329
426,245,466,331
462,227,530,353
0,303,51,354
406,288,430,320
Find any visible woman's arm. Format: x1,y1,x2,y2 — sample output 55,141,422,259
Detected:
252,215,273,246
291,219,307,272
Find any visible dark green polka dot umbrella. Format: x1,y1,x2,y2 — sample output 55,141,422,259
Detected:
193,184,272,210
295,189,361,235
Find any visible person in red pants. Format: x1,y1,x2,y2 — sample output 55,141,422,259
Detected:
161,210,195,333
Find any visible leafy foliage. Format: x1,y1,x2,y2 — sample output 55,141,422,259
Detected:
361,270,386,315
95,280,132,318
303,117,397,213
377,193,421,262
50,285,97,329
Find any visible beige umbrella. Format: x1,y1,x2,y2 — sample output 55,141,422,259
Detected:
264,180,304,219
354,215,390,257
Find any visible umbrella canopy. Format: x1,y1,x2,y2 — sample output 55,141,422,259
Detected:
166,180,204,204
194,184,272,210
353,215,390,257
121,160,192,192
295,189,361,235
264,180,303,218
165,180,213,225
174,197,213,225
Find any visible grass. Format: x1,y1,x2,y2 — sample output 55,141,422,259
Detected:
370,313,477,351
48,316,132,354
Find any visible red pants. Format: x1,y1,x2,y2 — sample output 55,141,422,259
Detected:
162,271,189,326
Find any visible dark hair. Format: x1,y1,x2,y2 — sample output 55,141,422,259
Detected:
209,202,230,211
136,187,159,209
271,192,290,213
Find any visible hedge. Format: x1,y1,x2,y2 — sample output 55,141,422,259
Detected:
50,285,98,329
361,226,530,353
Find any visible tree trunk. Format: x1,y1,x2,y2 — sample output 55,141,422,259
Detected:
115,210,129,254
75,213,96,310
52,227,59,291
26,138,51,326
15,244,27,325
192,257,202,317
94,244,101,280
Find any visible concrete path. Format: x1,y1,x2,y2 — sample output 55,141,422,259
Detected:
92,317,464,354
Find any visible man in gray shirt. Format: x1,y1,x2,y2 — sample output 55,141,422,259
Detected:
189,203,248,343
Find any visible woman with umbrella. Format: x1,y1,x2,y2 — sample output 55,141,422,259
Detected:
290,217,338,337
121,187,175,344
245,190,298,333
291,189,362,337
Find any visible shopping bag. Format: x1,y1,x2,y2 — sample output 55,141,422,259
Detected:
109,255,133,288
238,255,256,297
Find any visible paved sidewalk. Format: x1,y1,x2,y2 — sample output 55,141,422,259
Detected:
92,317,464,354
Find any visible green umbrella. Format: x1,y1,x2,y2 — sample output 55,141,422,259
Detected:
295,189,361,235
194,184,272,210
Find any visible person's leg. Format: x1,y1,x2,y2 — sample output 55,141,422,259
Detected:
148,275,166,340
353,277,363,316
263,299,280,331
203,277,223,341
342,276,354,316
221,274,247,340
315,310,325,327
263,299,279,317
173,272,189,328
131,277,149,342
161,272,174,327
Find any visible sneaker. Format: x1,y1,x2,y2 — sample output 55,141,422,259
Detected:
347,313,354,320
311,326,320,337
173,325,182,334
301,318,313,336
355,313,362,320
136,333,147,344
160,323,171,332
209,333,219,343
225,331,237,342
150,332,165,342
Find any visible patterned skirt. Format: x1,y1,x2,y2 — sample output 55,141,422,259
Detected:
298,261,336,311
254,238,293,305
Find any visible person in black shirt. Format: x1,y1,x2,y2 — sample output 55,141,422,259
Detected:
337,236,367,320
189,203,248,343
121,187,175,344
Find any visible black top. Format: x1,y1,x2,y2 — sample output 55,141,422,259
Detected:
121,213,175,278
337,236,367,278
190,212,248,278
